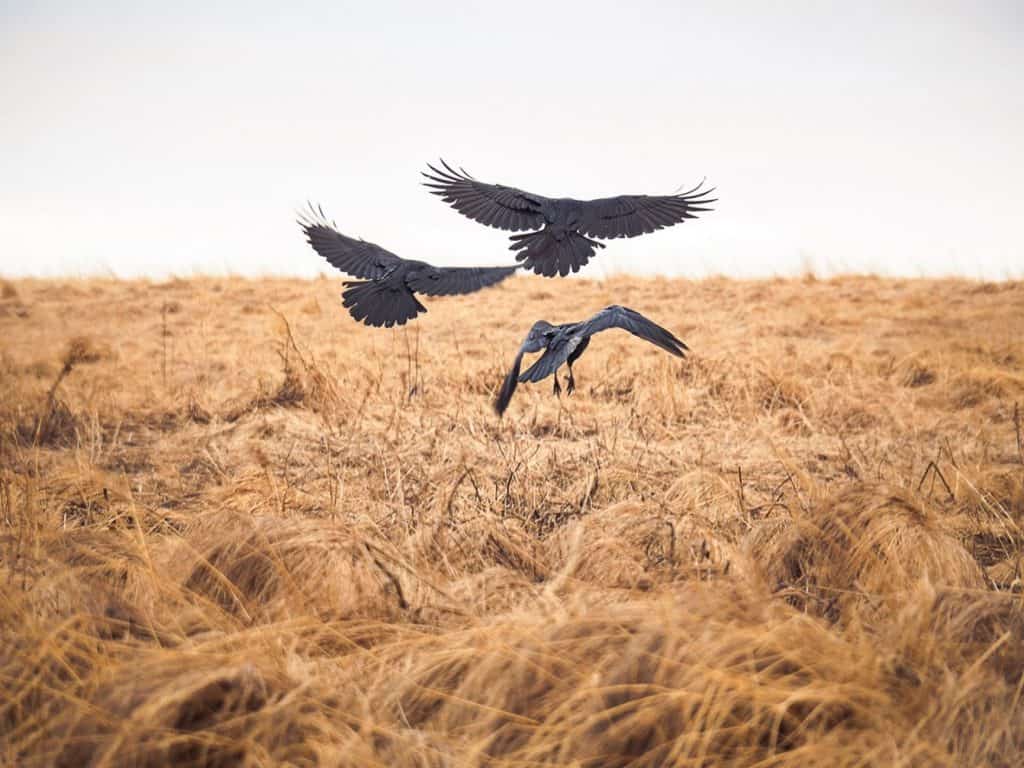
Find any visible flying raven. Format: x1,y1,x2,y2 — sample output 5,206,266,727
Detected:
423,160,715,278
299,205,519,327
494,305,688,416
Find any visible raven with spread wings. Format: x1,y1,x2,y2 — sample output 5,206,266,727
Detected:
423,161,715,278
299,205,519,327
494,305,688,416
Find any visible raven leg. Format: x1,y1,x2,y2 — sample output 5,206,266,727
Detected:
565,337,590,396
553,374,562,397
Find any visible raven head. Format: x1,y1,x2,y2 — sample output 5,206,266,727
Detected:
523,321,555,352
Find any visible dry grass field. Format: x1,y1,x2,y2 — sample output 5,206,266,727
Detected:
2,273,1024,766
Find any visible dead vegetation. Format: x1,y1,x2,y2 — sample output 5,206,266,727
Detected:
1,274,1023,766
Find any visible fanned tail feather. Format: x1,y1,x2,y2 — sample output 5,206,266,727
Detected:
509,230,605,277
341,281,426,328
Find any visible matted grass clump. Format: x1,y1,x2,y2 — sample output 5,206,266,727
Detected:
750,483,985,622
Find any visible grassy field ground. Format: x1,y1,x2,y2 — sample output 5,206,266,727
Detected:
2,273,1023,766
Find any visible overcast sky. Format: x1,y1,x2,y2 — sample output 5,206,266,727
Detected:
2,1,1021,279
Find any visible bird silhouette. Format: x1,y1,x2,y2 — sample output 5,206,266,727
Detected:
495,305,688,416
299,204,519,327
423,160,715,278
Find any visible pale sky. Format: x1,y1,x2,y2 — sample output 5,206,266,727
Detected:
2,1,1022,279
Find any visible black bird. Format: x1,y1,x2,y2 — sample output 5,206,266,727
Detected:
423,160,716,278
494,305,688,416
299,205,519,327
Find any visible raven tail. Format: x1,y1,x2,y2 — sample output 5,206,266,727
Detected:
509,228,604,277
341,281,426,328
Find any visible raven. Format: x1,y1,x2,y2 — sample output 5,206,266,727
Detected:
494,305,688,416
299,205,519,328
423,161,715,278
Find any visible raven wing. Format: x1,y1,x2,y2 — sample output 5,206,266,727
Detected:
299,204,401,279
406,264,519,297
422,160,547,232
579,305,688,356
494,349,525,416
518,332,582,383
578,182,716,240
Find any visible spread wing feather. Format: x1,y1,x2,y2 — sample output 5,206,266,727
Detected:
494,350,525,416
407,264,519,296
299,204,400,279
580,305,689,356
580,182,717,240
422,160,547,232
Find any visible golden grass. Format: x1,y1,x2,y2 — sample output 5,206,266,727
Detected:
1,273,1023,766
